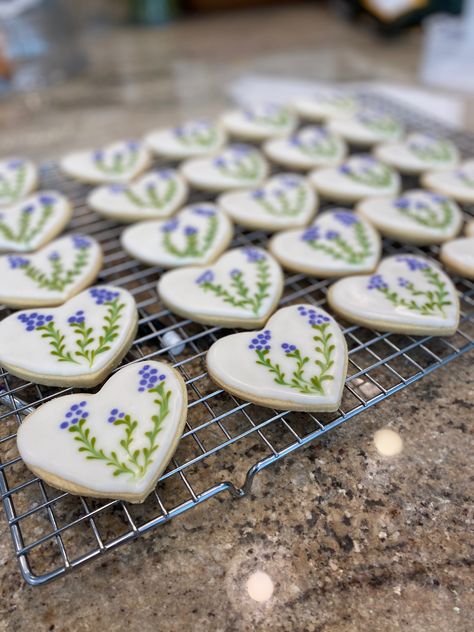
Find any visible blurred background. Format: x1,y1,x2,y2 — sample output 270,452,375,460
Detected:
0,0,473,158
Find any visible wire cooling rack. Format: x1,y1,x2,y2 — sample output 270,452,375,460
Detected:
1,95,473,585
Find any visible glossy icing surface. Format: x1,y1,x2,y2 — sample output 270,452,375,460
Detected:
206,304,347,410
218,173,317,231
17,361,186,499
375,133,459,174
60,140,151,184
87,169,188,221
158,247,283,326
357,190,462,244
0,285,137,377
292,92,359,121
310,155,400,201
263,125,347,170
221,103,297,140
0,191,71,252
121,203,233,267
423,160,474,203
181,144,269,191
145,119,226,159
328,255,459,333
0,234,102,306
0,158,37,206
329,111,403,145
440,237,474,278
270,209,380,276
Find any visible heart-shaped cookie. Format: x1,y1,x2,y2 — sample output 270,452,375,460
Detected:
87,169,188,222
310,155,401,203
357,190,463,245
218,173,317,232
145,119,227,159
181,144,269,192
374,133,459,174
0,158,38,206
327,255,459,335
206,304,348,411
121,203,233,268
0,234,103,308
221,103,297,141
440,237,474,279
0,285,138,386
60,140,152,184
263,125,347,170
422,160,474,204
269,209,381,277
0,191,72,253
292,92,360,122
16,361,187,503
328,110,404,146
158,247,283,328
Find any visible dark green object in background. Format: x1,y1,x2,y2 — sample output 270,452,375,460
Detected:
129,0,181,24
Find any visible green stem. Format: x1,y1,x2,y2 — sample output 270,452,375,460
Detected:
37,321,79,364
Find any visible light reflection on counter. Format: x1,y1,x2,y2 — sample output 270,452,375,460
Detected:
246,570,274,603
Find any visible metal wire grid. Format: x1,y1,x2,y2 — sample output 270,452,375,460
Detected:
1,96,473,586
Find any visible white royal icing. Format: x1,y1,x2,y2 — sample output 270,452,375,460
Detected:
440,237,474,279
374,133,459,174
87,169,188,222
310,155,400,202
181,144,269,192
0,234,102,307
60,140,152,184
328,110,403,145
221,103,297,141
263,125,347,170
0,158,37,206
292,92,360,122
218,173,317,231
328,255,459,335
145,119,226,159
0,191,72,253
17,361,186,501
422,160,474,204
121,203,233,267
0,285,137,383
270,209,381,277
158,247,283,328
206,304,348,411
357,190,462,245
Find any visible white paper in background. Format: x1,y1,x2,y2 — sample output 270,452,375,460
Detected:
228,75,465,129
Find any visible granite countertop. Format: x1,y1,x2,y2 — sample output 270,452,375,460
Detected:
0,4,473,630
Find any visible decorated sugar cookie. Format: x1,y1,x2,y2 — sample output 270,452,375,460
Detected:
16,361,187,503
270,210,380,277
0,191,72,253
440,237,474,279
221,103,296,141
181,144,268,192
60,140,152,184
145,119,226,160
357,190,462,245
466,221,474,237
310,155,400,203
327,255,459,336
292,92,359,122
422,160,474,204
263,125,347,170
87,169,188,223
0,285,138,387
158,247,283,329
0,158,38,206
218,173,317,232
328,111,403,146
121,203,232,268
206,304,348,411
375,133,459,175
0,234,102,308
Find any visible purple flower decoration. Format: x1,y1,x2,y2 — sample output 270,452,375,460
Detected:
230,268,241,278
18,312,53,332
398,277,409,288
243,248,265,263
196,269,214,284
213,157,226,168
7,159,23,170
279,175,300,188
289,136,302,147
59,400,88,429
248,329,271,351
109,184,126,193
39,194,56,206
297,305,330,326
8,255,29,269
192,206,215,217
184,225,198,236
281,342,297,353
338,164,351,175
158,169,173,180
367,274,388,290
108,408,126,423
394,197,410,210
72,235,91,249
92,150,104,163
48,251,60,261
325,230,340,240
251,189,265,200
138,364,165,392
161,218,179,233
126,140,140,151
68,310,85,325
334,211,358,226
396,256,429,272
89,287,120,305
301,226,320,242
430,193,447,203
22,205,34,215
